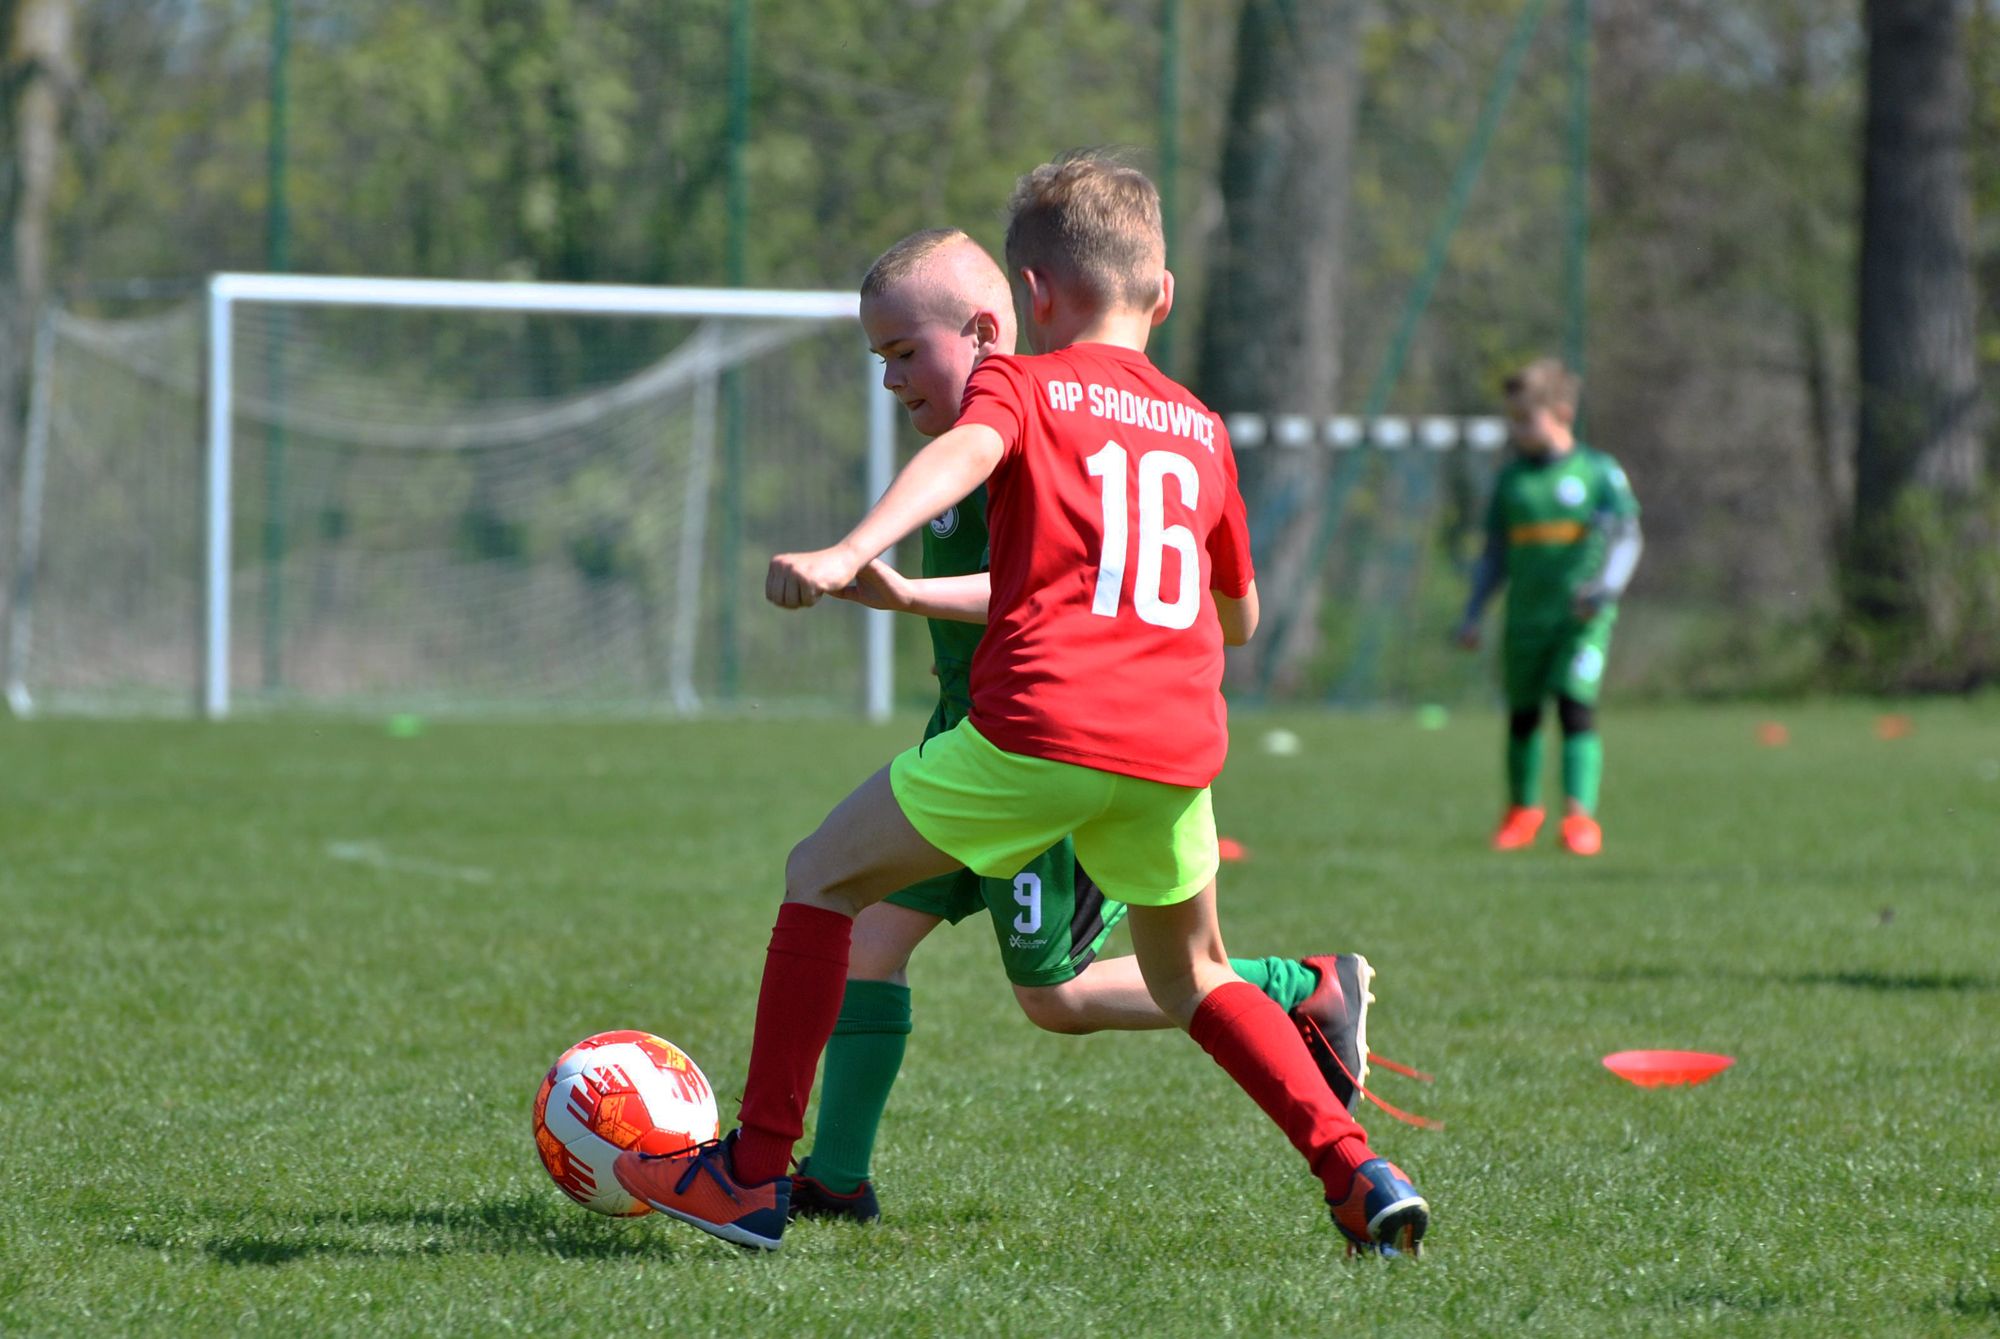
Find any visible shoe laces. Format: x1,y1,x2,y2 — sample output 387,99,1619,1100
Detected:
1300,1016,1444,1131
666,1137,742,1203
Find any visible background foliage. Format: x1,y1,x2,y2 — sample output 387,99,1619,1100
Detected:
5,0,1997,696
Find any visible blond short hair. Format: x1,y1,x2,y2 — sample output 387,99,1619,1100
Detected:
1503,358,1582,413
1003,154,1164,312
861,228,974,299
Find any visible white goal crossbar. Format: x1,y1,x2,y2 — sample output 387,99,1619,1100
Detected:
202,273,898,720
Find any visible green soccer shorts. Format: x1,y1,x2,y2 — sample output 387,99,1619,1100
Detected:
885,838,1127,988
1504,606,1618,710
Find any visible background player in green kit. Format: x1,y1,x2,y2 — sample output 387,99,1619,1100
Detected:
1456,358,1643,856
792,227,1385,1221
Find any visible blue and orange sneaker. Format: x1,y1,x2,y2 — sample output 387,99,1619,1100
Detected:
789,1161,881,1223
613,1129,790,1251
1328,1157,1429,1258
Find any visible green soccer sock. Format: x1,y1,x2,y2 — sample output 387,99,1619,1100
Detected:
1228,956,1318,1013
802,978,911,1195
1562,730,1603,815
1507,731,1544,808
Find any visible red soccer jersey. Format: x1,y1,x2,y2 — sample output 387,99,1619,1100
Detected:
953,343,1253,787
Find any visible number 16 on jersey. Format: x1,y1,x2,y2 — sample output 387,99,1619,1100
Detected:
1085,441,1201,631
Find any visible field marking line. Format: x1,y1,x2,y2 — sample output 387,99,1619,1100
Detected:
324,840,494,884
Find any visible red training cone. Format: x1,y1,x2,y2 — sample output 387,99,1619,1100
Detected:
1602,1050,1735,1088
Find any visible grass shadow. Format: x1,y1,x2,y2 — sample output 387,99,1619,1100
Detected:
1787,969,1995,992
1944,1286,2000,1319
1667,1284,1798,1314
1575,965,1998,993
129,1194,689,1265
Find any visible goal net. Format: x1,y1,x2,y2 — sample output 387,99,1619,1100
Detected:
1225,411,1511,706
7,275,896,718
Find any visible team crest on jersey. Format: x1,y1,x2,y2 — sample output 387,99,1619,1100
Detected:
930,507,959,539
1556,475,1588,508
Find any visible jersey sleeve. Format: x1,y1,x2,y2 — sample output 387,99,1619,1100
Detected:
955,357,1032,459
1484,470,1510,547
1596,455,1640,519
1206,430,1255,598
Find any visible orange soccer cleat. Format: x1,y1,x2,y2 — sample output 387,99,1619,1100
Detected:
614,1130,790,1250
1560,813,1603,856
1490,805,1545,851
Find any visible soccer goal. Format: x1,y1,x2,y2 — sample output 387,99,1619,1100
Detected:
7,274,900,720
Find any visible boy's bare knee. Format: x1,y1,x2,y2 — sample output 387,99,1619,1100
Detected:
846,939,911,982
1014,981,1096,1035
847,905,934,982
1140,971,1204,1026
784,835,861,917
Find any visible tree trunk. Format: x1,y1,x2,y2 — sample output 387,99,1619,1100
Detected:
1846,0,1983,630
1194,0,1358,693
2,0,75,642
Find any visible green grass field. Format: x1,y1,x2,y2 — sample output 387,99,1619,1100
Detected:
3,701,1997,1337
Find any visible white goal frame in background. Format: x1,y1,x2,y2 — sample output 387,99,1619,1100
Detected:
201,273,899,721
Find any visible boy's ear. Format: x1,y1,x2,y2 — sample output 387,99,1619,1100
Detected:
1020,267,1057,326
1150,270,1176,328
971,307,1004,353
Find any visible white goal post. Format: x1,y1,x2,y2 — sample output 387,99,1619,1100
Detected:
194,273,898,720
15,275,1523,720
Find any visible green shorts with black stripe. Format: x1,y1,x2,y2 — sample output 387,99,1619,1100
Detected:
886,841,1125,988
1504,606,1618,710
885,694,1128,987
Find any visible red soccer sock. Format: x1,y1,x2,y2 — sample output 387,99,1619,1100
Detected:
1189,980,1372,1202
733,902,853,1185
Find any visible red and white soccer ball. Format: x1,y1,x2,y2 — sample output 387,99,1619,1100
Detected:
532,1030,720,1216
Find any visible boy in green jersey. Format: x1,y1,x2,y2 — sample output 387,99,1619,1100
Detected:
1456,358,1642,856
791,228,1387,1221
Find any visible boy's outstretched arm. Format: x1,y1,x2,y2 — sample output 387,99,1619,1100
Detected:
767,424,1004,608
1455,522,1507,649
829,560,990,624
1214,581,1259,647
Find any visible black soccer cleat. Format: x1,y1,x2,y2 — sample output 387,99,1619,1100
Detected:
1291,954,1373,1112
788,1164,882,1224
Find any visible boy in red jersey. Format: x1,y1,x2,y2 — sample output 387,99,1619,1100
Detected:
790,227,1385,1224
615,157,1429,1257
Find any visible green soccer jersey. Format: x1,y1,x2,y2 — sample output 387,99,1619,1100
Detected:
919,485,989,732
1485,444,1639,631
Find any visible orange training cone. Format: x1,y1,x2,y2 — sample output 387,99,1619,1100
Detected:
1602,1050,1735,1088
1875,714,1913,741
